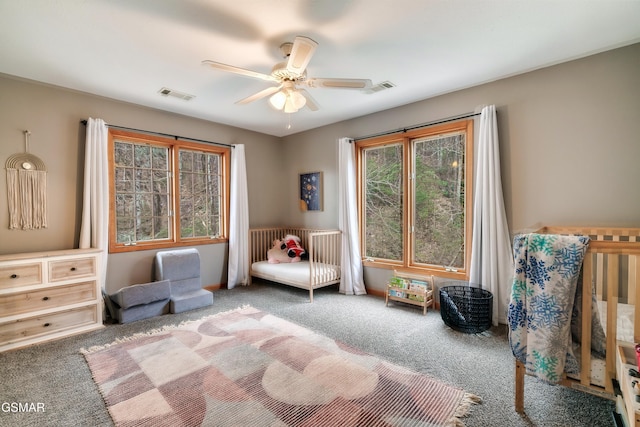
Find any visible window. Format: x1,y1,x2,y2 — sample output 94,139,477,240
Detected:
356,120,473,279
108,129,230,253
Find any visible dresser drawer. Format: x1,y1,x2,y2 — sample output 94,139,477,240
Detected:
0,281,97,317
0,263,43,289
0,305,98,344
49,257,96,282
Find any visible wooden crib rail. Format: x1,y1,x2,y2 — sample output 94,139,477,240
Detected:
308,230,342,287
248,227,332,263
515,226,640,413
537,226,640,251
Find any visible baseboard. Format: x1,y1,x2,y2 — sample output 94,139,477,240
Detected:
204,283,226,291
366,288,386,298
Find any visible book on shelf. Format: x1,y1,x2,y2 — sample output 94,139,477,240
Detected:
407,279,430,302
388,276,408,298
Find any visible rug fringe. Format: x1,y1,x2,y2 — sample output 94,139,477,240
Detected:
446,392,482,427
80,305,253,354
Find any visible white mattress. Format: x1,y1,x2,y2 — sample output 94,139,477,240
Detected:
566,353,607,388
251,261,340,287
566,301,635,388
597,300,634,343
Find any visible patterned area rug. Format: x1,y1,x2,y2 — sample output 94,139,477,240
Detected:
82,306,480,426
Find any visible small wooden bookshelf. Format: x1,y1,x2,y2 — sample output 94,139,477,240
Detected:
385,270,434,315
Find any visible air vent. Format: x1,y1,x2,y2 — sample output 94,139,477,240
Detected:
158,87,195,101
367,81,396,94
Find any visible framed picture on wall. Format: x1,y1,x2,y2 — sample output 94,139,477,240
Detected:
299,172,323,211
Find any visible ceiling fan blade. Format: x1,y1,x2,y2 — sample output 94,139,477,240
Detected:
236,85,283,105
306,78,372,89
299,89,319,111
202,60,278,82
286,36,318,76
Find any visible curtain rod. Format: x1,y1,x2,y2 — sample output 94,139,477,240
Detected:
351,111,481,142
80,120,234,148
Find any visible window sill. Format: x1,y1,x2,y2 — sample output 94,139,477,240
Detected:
362,259,468,281
109,238,228,254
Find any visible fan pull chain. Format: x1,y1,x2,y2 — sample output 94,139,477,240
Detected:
287,114,292,130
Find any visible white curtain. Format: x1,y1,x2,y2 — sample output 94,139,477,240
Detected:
469,105,513,325
79,118,109,292
338,138,366,295
227,144,250,288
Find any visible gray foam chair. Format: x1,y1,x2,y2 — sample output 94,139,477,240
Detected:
109,280,171,324
154,248,213,314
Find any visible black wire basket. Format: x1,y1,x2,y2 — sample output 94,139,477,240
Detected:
440,285,493,333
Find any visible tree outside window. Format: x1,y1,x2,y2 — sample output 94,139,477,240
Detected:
357,120,473,278
109,130,229,253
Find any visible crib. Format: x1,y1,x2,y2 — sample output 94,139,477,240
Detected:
249,227,342,302
514,226,640,412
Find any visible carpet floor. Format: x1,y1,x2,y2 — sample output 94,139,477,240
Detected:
0,280,616,426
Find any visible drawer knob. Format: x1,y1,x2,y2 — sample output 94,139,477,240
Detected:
43,323,50,327
42,296,49,301
70,267,77,271
10,274,18,279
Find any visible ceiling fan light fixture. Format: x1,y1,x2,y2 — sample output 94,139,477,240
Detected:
283,100,298,113
269,91,287,110
270,89,306,113
290,90,306,110
283,99,298,113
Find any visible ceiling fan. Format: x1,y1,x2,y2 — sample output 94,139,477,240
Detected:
202,36,372,113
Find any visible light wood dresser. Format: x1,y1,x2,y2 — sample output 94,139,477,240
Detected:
0,248,103,352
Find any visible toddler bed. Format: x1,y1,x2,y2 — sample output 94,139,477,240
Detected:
249,227,341,302
513,226,640,412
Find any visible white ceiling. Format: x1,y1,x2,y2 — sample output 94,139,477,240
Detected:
1,1,639,137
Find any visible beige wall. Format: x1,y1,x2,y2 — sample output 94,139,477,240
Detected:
1,43,639,294
0,76,283,293
282,43,640,291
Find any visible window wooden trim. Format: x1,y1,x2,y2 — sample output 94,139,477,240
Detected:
107,129,231,253
356,119,473,280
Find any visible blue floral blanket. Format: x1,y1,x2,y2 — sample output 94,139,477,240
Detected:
508,233,590,383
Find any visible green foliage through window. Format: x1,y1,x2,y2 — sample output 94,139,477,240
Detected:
178,150,221,239
363,144,403,260
110,130,229,252
413,133,465,267
114,141,170,244
358,120,472,275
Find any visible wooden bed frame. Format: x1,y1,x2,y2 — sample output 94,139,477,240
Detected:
515,226,640,412
248,227,342,302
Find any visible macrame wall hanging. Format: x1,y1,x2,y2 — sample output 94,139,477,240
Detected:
5,130,48,230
